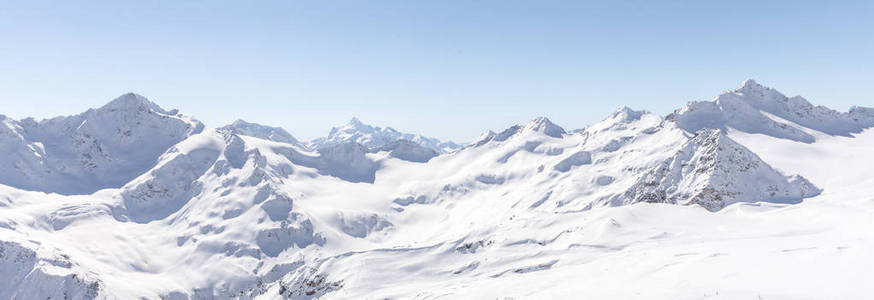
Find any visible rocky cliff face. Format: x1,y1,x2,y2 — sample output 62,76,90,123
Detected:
623,129,820,211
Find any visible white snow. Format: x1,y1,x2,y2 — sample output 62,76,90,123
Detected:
0,80,872,299
223,120,303,147
0,93,203,194
309,117,463,154
670,79,874,144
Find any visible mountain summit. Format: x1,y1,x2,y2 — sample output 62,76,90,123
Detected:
0,93,203,194
310,117,463,153
523,117,566,138
670,79,874,143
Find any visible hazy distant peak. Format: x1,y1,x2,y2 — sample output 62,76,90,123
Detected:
348,117,364,126
738,78,762,90
314,117,462,154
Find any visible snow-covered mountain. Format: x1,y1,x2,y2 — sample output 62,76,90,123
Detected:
222,119,303,147
1,80,873,299
623,128,820,211
670,79,874,143
309,117,463,153
0,93,203,194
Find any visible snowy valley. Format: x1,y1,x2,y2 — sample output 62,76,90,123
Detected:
1,80,873,299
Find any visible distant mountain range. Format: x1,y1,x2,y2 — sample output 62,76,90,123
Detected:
225,116,464,155
1,80,872,299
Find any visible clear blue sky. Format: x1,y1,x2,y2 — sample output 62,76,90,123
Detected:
1,1,872,141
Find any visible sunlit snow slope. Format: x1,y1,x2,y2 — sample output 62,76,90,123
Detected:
0,80,872,299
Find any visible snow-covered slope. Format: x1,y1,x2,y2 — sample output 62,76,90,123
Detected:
623,128,820,211
223,119,303,147
310,117,463,153
670,79,874,143
0,80,872,299
0,93,203,194
370,139,438,163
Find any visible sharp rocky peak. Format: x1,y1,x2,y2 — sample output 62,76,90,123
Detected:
624,128,820,211
737,78,763,90
348,117,364,126
473,117,567,147
331,117,379,135
670,79,874,141
231,119,252,126
344,117,381,130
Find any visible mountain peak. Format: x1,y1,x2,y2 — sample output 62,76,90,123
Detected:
740,78,759,88
225,119,300,146
471,129,498,147
723,79,874,137
477,129,496,141
100,92,166,114
735,78,775,95
0,93,203,194
524,116,566,138
315,118,462,154
339,117,378,134
531,116,552,123
347,117,381,131
610,106,646,122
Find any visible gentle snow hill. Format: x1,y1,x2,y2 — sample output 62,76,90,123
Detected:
309,117,463,153
0,80,873,299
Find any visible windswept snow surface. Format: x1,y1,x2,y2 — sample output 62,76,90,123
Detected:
1,80,873,299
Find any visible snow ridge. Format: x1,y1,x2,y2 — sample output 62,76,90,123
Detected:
470,116,568,147
669,79,874,143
